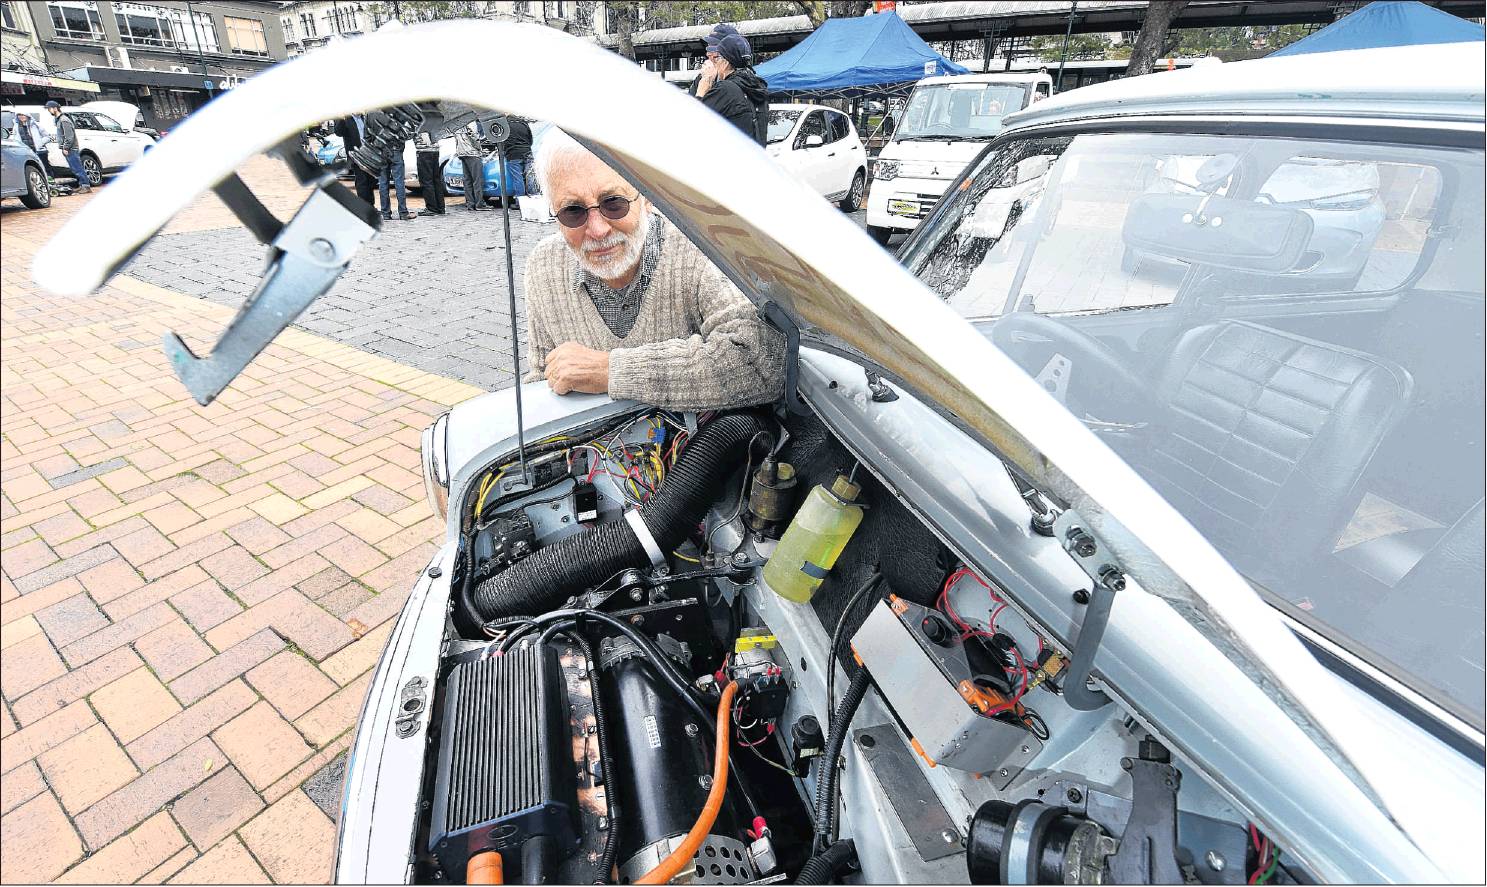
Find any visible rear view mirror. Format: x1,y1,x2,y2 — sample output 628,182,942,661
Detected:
1122,194,1315,274
804,134,824,148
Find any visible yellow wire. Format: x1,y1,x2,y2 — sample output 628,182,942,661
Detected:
672,550,701,563
478,469,507,519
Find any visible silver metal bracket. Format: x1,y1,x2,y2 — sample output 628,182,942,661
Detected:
162,185,378,406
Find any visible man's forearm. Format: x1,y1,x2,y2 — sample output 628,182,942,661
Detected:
607,322,785,412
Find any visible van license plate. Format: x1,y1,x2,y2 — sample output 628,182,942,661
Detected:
888,199,918,216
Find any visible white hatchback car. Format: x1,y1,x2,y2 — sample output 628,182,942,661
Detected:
4,104,154,186
765,103,867,211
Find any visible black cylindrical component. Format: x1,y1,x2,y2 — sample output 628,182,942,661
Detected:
815,669,873,845
796,840,857,885
966,799,1108,885
472,413,771,620
790,715,824,776
599,650,744,865
519,835,556,884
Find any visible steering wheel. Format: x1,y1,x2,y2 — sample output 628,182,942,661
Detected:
988,312,1160,436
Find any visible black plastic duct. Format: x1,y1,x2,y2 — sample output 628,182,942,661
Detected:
471,412,771,621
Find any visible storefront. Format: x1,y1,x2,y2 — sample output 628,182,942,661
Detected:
0,70,102,105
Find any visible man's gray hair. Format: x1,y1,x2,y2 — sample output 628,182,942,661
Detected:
533,127,597,202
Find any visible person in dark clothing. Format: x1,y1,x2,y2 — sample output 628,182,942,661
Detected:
502,116,535,198
691,28,769,146
414,131,446,214
454,122,489,211
334,114,377,207
46,101,91,193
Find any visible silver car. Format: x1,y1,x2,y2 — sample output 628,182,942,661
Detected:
31,24,1484,887
0,110,52,210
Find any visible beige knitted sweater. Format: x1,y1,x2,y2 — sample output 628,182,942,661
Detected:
522,214,785,412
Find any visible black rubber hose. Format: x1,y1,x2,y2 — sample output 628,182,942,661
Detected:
472,412,772,620
814,669,872,849
795,840,857,885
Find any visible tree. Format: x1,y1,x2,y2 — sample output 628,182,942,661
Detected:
608,0,640,58
1126,0,1189,76
1028,32,1111,61
793,0,826,27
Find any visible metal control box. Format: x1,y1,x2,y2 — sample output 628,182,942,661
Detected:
851,596,1041,778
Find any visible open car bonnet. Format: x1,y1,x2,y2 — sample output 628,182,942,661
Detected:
29,20,1447,874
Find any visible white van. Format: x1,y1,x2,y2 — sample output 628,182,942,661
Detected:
865,72,1052,244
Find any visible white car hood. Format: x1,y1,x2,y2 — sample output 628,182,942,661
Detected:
25,20,1458,879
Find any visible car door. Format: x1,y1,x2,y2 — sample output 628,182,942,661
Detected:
792,111,834,196
2,119,26,197
66,113,114,168
91,112,145,165
826,111,865,194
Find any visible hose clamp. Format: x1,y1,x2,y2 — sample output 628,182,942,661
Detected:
625,509,667,569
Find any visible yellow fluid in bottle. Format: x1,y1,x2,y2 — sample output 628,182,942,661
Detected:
762,475,864,604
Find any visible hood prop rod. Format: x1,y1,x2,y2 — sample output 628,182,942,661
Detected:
489,115,531,487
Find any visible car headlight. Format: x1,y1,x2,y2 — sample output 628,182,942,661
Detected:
420,411,450,521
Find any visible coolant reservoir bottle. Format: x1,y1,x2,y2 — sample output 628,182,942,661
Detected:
762,474,865,604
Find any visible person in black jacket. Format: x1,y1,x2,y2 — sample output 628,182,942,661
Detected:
691,28,769,146
334,114,377,207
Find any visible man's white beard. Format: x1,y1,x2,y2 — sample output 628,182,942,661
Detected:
577,210,651,283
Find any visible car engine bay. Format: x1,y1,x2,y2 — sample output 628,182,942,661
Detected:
410,404,1309,886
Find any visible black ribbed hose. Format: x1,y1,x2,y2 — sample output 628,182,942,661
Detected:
796,840,857,885
814,669,872,850
471,413,771,620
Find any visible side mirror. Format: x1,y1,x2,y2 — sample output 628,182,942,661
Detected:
804,134,824,148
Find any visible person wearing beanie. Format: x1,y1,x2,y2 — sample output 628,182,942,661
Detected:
691,26,769,146
45,101,91,193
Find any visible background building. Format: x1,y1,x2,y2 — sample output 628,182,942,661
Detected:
2,1,288,129
279,1,610,56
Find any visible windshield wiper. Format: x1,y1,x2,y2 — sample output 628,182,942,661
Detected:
893,134,956,143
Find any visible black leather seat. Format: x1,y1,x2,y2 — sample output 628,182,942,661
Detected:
1131,321,1414,585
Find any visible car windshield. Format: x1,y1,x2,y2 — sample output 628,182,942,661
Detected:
895,83,1027,141
901,129,1486,727
767,109,801,144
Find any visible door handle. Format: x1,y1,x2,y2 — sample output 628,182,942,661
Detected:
827,152,836,157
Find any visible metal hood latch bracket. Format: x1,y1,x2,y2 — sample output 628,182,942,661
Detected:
162,181,380,406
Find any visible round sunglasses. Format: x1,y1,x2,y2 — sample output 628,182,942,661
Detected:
555,193,639,229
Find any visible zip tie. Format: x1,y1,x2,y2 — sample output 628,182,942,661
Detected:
625,509,666,569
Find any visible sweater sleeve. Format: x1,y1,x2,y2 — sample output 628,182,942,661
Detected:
522,243,558,383
607,256,785,412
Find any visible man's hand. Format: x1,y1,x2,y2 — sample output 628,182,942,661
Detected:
697,58,718,97
544,342,611,396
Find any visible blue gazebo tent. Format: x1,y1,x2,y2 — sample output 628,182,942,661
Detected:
1270,0,1484,56
755,11,969,99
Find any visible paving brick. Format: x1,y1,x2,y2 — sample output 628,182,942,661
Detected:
295,564,354,600
0,537,57,579
212,701,314,790
247,492,309,525
0,760,46,815
261,731,351,805
167,835,269,884
55,811,188,885
191,459,246,486
316,581,375,619
246,650,338,722
344,583,416,634
0,700,96,773
76,554,146,603
12,647,144,726
135,617,214,681
360,541,438,594
139,846,197,884
170,765,264,851
169,629,285,705
260,521,346,570
1,633,67,701
74,737,222,850
53,517,150,561
126,680,258,771
98,464,152,495
65,484,126,520
169,578,242,632
3,576,88,623
267,466,324,499
37,723,139,814
224,516,291,556
32,510,92,547
143,500,203,536
0,791,83,882
207,589,354,660
33,591,109,647
1,613,42,649
103,564,211,621
296,672,372,747
238,789,335,884
91,667,183,743
60,601,174,668
195,546,269,592
112,525,178,567
137,532,233,582
319,621,394,686
233,552,332,606
280,498,360,538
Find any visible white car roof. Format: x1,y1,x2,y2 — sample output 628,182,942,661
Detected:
918,72,1049,86
1004,41,1485,129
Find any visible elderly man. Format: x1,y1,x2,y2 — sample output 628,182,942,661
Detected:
522,130,783,412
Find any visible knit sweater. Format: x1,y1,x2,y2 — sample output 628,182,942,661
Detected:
522,214,785,412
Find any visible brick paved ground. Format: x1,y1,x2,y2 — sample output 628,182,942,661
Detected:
124,158,551,392
1,161,489,884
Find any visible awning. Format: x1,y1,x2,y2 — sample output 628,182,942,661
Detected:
0,70,101,93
